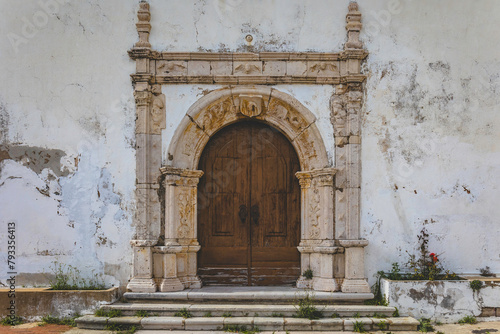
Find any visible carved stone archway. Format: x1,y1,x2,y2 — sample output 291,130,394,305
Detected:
126,1,371,293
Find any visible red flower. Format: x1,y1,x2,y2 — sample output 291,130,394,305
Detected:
429,253,435,257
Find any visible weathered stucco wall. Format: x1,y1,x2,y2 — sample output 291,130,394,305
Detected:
0,0,499,288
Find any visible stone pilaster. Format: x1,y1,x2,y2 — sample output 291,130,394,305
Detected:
296,168,340,292
127,239,157,292
127,1,167,293
161,167,204,290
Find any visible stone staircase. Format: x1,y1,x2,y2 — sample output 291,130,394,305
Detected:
75,286,419,332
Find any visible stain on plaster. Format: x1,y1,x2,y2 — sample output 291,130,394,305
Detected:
0,145,68,177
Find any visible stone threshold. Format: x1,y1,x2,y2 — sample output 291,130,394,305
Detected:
124,286,374,304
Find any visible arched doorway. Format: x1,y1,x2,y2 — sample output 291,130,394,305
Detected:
197,121,301,285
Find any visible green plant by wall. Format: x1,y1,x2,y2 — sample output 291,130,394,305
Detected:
222,312,233,318
271,312,284,317
1,316,23,326
392,307,400,317
49,261,106,290
458,315,477,325
417,318,434,332
303,268,313,280
293,293,323,320
174,308,193,319
470,280,483,291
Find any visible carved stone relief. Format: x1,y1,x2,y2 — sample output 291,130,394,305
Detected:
127,1,371,294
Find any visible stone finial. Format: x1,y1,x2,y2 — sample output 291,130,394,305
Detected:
135,1,151,48
345,1,363,50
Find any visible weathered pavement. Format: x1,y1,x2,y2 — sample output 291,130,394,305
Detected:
2,320,500,333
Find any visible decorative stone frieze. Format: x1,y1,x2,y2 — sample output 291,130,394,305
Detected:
127,1,371,295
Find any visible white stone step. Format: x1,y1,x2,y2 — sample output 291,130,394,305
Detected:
102,302,395,318
124,286,374,304
75,315,419,332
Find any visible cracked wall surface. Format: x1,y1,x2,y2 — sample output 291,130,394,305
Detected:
0,0,499,288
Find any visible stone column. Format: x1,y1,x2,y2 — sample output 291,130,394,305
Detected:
161,167,204,291
296,168,341,292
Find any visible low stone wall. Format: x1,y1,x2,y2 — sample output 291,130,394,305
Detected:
381,277,500,323
0,287,119,321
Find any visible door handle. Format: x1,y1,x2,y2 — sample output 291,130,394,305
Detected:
238,205,248,224
251,205,260,225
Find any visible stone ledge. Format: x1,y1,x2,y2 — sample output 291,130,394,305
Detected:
0,287,120,320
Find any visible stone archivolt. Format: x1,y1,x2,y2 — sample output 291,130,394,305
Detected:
127,1,370,294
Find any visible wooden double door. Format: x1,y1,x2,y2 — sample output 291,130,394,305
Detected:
197,121,301,285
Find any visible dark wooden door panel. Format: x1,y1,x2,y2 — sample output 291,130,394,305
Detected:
198,121,300,286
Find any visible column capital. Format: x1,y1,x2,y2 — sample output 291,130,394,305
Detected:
130,239,157,247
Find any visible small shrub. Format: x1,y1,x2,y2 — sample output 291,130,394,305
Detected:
174,308,192,319
293,294,323,320
49,261,106,290
223,324,260,333
203,312,212,317
388,262,402,280
480,266,495,277
1,316,23,326
94,308,122,318
458,315,477,325
271,312,284,317
303,268,313,280
104,323,136,333
470,280,483,291
377,320,388,330
353,320,366,333
353,312,361,318
417,318,434,332
331,313,340,318
134,310,150,317
372,313,388,318
436,331,445,334
222,312,232,318
40,315,78,327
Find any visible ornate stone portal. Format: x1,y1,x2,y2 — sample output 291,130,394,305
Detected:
127,1,370,293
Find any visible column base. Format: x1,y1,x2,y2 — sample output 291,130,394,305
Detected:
127,278,157,293
296,276,313,289
313,277,340,292
186,275,202,289
341,278,371,293
180,275,202,289
159,277,185,292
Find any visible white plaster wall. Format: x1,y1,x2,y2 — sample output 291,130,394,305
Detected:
0,0,138,287
0,0,499,289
